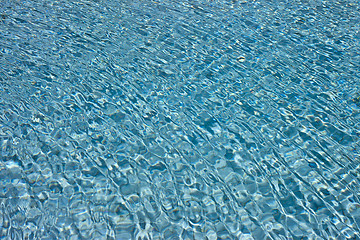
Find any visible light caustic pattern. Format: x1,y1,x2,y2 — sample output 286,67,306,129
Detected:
0,0,360,239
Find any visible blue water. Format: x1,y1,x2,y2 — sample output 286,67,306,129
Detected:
1,0,360,239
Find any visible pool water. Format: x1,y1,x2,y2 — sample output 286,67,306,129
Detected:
1,0,360,239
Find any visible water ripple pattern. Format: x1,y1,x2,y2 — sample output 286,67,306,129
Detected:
1,0,360,239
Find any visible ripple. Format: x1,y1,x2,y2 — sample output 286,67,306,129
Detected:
1,0,360,239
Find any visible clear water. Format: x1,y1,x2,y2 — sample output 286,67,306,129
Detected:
1,0,360,239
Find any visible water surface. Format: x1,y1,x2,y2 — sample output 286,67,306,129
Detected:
1,0,360,239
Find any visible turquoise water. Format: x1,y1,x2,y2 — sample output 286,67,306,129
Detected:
1,0,360,239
